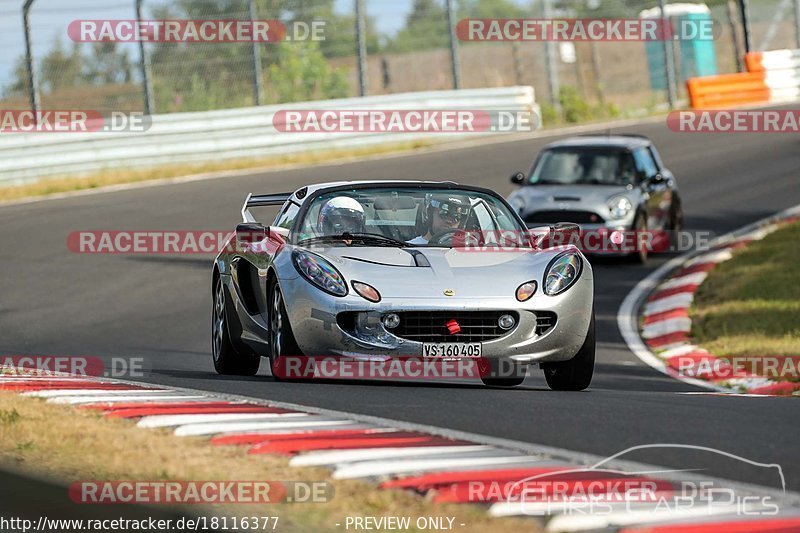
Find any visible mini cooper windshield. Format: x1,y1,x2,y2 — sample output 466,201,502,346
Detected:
530,148,638,186
296,187,524,248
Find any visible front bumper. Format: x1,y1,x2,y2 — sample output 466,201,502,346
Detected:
279,269,593,364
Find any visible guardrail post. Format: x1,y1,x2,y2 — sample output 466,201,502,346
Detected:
249,0,264,106
738,0,752,53
135,0,155,115
355,0,368,96
22,0,40,122
795,0,800,48
542,0,560,109
445,0,461,89
658,0,677,109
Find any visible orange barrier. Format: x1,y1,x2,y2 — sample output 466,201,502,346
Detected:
744,51,764,72
686,71,769,109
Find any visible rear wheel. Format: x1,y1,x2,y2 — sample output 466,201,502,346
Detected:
212,276,260,376
268,278,302,379
541,312,595,391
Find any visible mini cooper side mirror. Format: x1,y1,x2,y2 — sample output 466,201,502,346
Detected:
235,222,267,249
551,222,581,247
510,172,525,185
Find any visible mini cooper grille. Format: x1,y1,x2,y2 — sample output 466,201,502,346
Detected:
535,311,557,335
525,210,604,225
390,311,518,343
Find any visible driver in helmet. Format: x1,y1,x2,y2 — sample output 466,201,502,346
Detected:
317,196,366,236
407,194,471,245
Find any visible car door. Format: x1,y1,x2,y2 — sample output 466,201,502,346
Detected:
633,147,669,229
232,201,297,318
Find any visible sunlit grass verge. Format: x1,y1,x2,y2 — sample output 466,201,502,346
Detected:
0,140,436,204
0,392,538,532
690,221,800,372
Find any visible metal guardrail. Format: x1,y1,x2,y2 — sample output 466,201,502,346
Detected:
0,86,538,184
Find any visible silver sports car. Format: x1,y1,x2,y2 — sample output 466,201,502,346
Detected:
212,181,595,390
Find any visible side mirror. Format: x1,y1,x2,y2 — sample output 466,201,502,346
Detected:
510,172,525,185
550,222,581,247
235,222,267,249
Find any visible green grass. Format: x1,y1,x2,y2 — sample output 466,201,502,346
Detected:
690,221,800,364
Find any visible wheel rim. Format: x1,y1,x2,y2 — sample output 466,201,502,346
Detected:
212,280,225,362
270,287,283,361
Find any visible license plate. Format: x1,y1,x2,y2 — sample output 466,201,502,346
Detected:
422,343,482,358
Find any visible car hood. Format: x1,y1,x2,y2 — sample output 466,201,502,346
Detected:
310,246,572,299
510,185,634,215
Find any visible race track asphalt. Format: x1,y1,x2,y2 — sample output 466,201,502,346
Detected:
1,114,798,491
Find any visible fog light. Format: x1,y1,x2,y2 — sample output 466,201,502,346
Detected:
382,313,400,329
498,314,515,330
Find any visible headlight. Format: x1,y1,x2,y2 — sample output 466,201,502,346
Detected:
608,196,632,219
292,250,348,296
544,252,583,295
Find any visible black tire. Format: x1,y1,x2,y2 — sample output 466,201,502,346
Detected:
212,276,260,376
669,198,684,248
268,278,302,380
480,359,526,387
541,312,595,391
629,213,648,264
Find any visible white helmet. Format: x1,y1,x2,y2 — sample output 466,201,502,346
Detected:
317,196,366,235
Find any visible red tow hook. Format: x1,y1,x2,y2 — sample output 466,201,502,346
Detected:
446,319,461,335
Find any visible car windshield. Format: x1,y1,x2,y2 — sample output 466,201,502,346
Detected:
530,147,636,186
295,187,524,247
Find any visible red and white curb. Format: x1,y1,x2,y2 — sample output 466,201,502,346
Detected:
619,204,800,396
2,372,800,532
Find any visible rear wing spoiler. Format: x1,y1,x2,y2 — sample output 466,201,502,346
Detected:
241,192,292,223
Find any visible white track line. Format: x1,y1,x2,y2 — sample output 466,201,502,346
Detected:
137,412,307,428
289,445,495,467
174,417,354,437
332,455,541,480
49,395,206,404
545,503,749,532
660,344,705,358
657,271,708,290
643,293,694,315
684,248,733,267
641,317,692,339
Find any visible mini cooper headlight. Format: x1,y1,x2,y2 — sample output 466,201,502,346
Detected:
292,250,348,296
544,252,583,296
608,196,633,219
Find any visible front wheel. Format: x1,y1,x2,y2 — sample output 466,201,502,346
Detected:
541,312,595,391
629,213,648,264
212,276,260,376
268,278,302,380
